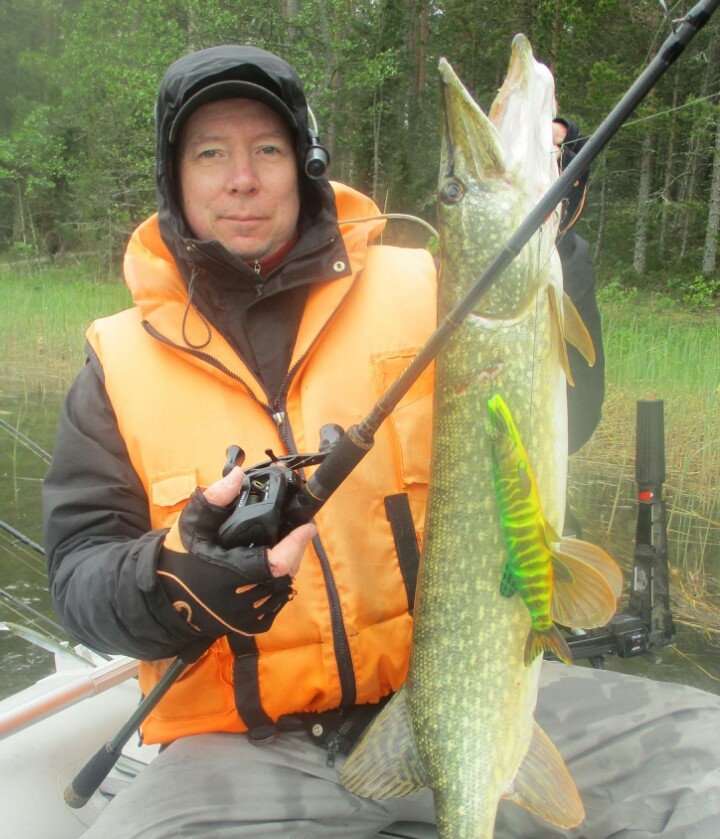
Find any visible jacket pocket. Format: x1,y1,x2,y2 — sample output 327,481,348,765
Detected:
372,349,433,487
148,469,198,530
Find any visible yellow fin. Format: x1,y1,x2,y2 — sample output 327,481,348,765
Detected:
562,290,596,367
542,517,562,546
525,624,572,666
547,285,575,385
550,540,619,628
503,721,585,829
340,686,427,799
557,537,623,597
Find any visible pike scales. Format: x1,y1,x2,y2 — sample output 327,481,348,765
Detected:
342,35,618,838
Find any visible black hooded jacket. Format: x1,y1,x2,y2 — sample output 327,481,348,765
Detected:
42,47,351,659
155,46,349,401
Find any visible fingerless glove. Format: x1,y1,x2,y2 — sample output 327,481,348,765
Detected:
157,488,293,638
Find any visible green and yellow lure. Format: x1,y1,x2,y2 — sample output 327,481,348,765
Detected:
488,393,622,666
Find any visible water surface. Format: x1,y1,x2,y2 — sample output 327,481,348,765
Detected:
1,380,719,704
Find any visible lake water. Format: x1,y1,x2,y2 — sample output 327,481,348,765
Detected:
1,377,719,703
0,380,61,700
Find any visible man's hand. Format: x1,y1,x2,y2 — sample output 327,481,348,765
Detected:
157,466,316,638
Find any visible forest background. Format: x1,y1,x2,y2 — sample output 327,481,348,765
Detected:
1,0,719,294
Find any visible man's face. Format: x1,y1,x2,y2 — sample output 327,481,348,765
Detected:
178,98,300,261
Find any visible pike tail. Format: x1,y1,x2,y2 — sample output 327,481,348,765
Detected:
341,686,585,832
341,687,427,799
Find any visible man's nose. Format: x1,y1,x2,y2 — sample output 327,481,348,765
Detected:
227,155,259,194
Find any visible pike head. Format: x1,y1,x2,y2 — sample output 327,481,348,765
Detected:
437,34,559,322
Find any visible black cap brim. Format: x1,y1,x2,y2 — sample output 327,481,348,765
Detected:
169,80,298,144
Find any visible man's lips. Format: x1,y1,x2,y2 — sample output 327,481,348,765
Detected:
220,215,267,224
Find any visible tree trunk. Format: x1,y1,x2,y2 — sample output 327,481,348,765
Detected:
702,116,720,275
633,125,653,276
659,63,682,260
372,86,383,202
549,0,563,70
678,128,702,261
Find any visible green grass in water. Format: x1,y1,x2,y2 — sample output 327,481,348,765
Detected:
1,262,718,683
0,260,131,392
570,292,720,650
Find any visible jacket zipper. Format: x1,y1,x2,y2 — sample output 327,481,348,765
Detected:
253,260,263,298
269,274,362,708
143,269,361,708
142,321,269,414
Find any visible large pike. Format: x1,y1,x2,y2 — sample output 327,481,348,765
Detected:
342,35,620,837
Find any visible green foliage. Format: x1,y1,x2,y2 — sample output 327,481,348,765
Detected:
667,273,720,308
0,0,718,295
597,277,639,304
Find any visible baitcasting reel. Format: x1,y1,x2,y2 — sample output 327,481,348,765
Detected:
217,424,345,548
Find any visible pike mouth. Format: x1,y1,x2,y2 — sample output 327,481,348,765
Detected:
438,37,556,194
438,57,504,186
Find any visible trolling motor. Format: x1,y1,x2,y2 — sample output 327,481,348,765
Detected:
63,0,718,808
564,399,676,666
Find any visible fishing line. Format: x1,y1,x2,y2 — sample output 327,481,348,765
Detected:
526,225,548,443
557,91,718,153
0,587,66,637
339,214,439,240
0,417,53,464
0,534,46,578
0,599,66,644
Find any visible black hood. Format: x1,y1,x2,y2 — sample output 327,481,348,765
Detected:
154,45,337,279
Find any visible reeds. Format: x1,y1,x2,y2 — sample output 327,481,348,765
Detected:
0,260,131,394
569,294,720,638
2,263,719,663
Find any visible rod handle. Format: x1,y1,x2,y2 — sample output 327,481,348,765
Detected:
64,743,123,808
285,424,374,525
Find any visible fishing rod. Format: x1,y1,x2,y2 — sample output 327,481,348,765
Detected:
64,0,719,808
0,587,65,637
0,417,53,465
0,519,45,556
239,0,720,535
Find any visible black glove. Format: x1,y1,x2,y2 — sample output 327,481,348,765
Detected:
157,488,294,638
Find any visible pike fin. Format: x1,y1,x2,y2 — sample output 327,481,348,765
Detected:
542,518,563,547
547,286,597,385
562,291,596,367
340,687,427,799
525,623,572,666
503,720,585,829
547,284,575,385
550,539,620,628
557,537,623,597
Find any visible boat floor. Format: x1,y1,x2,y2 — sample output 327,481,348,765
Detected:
0,671,436,838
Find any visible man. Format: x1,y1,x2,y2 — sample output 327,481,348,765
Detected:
44,46,720,837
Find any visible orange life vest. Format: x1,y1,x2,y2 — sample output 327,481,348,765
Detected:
87,182,437,744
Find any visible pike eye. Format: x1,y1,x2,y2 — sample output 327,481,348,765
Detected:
440,178,464,205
